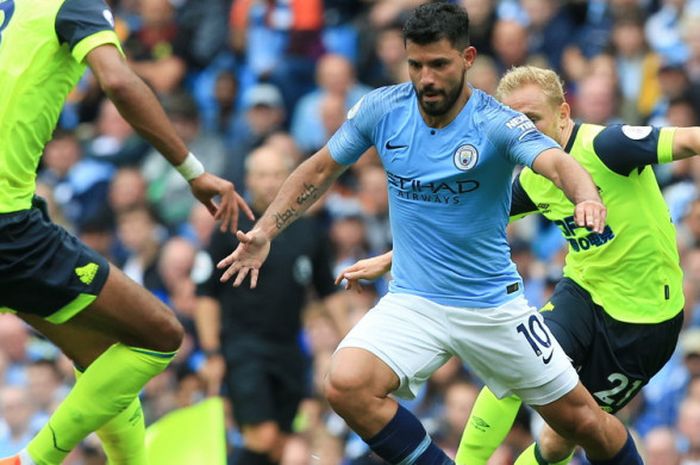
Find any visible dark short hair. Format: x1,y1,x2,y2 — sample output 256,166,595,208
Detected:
403,2,470,50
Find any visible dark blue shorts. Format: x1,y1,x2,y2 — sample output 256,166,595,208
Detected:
542,277,683,413
223,339,306,431
0,197,110,323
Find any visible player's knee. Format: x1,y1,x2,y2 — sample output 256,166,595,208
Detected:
558,408,602,444
160,316,185,352
323,369,369,411
147,310,184,353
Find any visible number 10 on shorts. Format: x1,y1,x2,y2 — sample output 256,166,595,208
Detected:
517,314,554,364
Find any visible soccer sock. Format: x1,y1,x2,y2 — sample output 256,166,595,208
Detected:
456,387,521,465
27,343,175,465
586,431,642,465
514,443,574,465
231,447,276,465
74,367,148,465
366,404,453,465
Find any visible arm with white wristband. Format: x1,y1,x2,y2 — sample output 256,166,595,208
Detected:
85,44,253,232
175,152,206,182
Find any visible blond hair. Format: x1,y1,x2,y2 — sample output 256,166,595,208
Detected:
495,66,566,107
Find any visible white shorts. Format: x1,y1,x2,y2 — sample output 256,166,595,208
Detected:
336,292,578,406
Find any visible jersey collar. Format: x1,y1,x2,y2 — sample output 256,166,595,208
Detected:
564,122,581,153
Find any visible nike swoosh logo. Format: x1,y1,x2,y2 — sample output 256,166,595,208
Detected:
542,350,554,365
385,141,408,150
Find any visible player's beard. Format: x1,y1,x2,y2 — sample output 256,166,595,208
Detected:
416,71,466,117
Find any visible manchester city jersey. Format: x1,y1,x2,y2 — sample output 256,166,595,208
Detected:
328,84,559,307
0,0,122,213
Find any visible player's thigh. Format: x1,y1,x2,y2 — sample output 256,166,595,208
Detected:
540,278,598,369
447,295,578,406
19,313,117,369
333,292,453,399
579,307,683,413
69,263,183,352
0,201,181,352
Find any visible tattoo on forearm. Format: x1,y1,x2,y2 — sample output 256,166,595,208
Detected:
296,183,319,206
274,207,297,230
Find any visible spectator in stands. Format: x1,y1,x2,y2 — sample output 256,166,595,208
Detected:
644,427,682,465
0,387,35,456
224,83,287,191
141,91,227,227
292,54,371,155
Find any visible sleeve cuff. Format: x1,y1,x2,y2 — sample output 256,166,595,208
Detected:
72,30,124,63
658,127,677,165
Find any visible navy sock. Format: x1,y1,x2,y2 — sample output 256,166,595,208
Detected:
366,405,453,465
587,432,642,465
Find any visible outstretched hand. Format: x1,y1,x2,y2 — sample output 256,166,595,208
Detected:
574,199,607,234
217,229,271,288
189,173,254,233
334,253,392,293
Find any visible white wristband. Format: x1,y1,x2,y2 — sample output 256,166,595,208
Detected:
175,152,205,181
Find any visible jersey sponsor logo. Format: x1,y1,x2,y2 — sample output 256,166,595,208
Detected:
553,215,615,252
386,169,480,205
505,114,537,140
537,202,551,214
102,9,115,28
347,96,365,120
0,0,15,45
75,263,99,285
621,125,652,140
453,144,478,171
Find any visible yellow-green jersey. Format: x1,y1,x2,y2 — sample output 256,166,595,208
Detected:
0,0,122,213
511,123,683,324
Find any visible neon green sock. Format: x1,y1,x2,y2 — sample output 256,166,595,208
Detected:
27,344,175,465
456,386,522,465
74,368,148,465
514,443,574,465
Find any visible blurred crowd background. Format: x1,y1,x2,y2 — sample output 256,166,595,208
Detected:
4,0,700,463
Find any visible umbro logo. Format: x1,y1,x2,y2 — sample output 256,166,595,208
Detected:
385,141,408,150
470,416,490,431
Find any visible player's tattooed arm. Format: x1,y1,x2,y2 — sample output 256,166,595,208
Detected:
273,207,298,231
253,147,347,240
218,146,348,288
296,183,320,206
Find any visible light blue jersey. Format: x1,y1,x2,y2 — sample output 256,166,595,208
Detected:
328,84,559,307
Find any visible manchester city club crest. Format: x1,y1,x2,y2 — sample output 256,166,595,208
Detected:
453,144,478,171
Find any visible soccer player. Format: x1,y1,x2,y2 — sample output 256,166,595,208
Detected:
218,4,643,465
338,65,689,465
0,0,252,464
